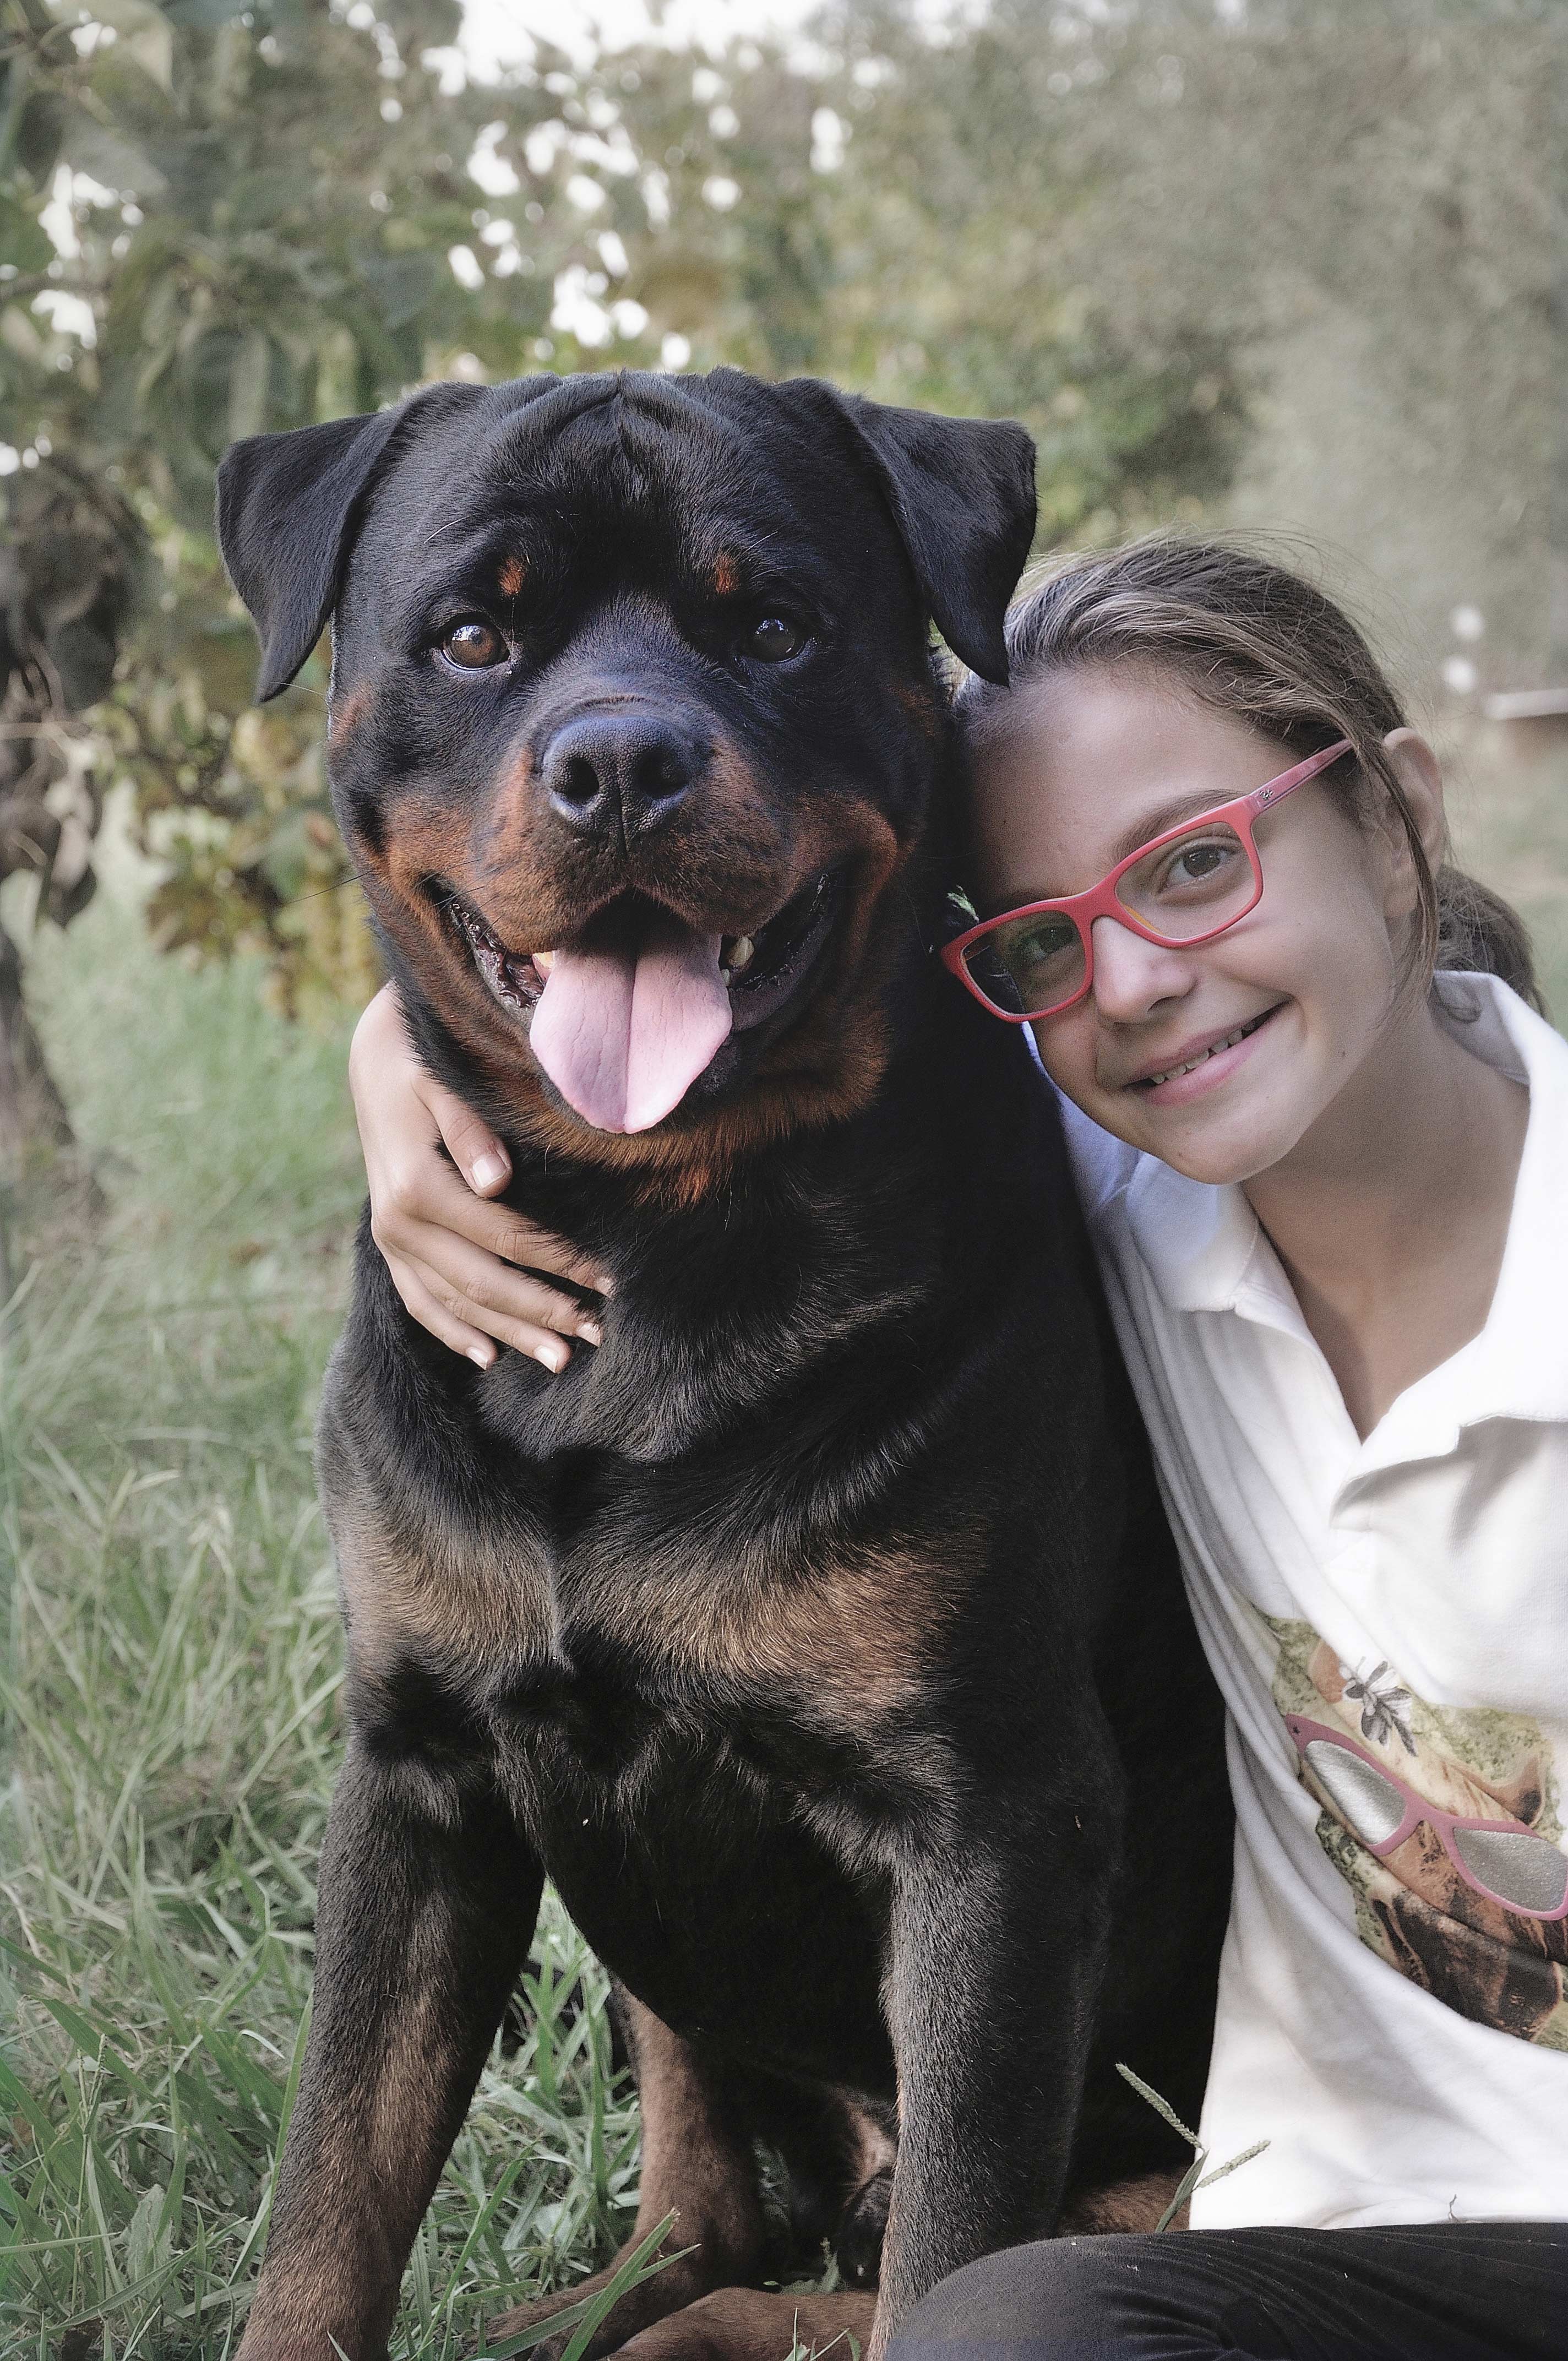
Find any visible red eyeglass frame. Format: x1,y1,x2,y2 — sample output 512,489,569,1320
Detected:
1286,1714,1568,1921
941,738,1355,1022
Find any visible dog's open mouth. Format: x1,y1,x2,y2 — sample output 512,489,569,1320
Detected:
443,870,842,1134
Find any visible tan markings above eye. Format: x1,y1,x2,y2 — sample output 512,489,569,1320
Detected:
712,553,739,596
442,619,506,670
497,555,527,598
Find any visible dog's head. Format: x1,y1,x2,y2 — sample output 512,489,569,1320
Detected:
217,369,1035,1178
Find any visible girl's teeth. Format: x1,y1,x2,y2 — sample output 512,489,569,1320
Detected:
1148,1025,1249,1088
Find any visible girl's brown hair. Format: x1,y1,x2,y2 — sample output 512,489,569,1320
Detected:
956,536,1542,1013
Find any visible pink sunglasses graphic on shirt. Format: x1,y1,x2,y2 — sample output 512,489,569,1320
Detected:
1286,1715,1568,1921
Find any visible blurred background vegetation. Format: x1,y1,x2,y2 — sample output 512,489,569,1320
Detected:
1,1,1564,2351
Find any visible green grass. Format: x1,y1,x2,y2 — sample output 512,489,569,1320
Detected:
1,896,640,2358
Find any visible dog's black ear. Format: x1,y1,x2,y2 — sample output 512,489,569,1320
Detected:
839,395,1037,685
216,384,478,702
217,406,407,701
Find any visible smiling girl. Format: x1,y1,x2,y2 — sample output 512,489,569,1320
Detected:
347,540,1567,2357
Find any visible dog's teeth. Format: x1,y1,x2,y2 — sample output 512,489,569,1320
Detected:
725,935,755,976
533,950,556,977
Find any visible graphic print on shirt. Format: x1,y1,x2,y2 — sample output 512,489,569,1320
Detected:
1257,1612,1568,2049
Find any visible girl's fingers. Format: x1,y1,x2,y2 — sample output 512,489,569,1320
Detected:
403,1230,603,1348
480,1205,615,1300
371,1170,608,1348
399,1250,587,1371
351,979,614,1332
420,1071,513,1196
372,1152,594,1302
380,1146,614,1307
389,1261,500,1369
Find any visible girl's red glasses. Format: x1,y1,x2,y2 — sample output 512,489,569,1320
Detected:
941,738,1354,1022
1287,1714,1568,1921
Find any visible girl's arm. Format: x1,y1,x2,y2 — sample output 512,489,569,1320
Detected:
349,984,609,1372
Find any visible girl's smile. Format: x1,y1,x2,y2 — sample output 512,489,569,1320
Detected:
1122,998,1286,1102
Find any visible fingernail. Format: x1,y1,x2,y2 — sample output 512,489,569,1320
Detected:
466,1345,494,1370
471,1151,508,1190
533,1345,564,1373
576,1319,603,1347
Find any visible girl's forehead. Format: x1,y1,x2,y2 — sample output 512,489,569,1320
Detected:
968,670,1279,863
976,665,1265,775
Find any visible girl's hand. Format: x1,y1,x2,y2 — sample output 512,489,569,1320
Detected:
348,983,611,1373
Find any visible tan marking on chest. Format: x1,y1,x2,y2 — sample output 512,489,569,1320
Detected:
578,1537,974,1719
330,1492,553,1680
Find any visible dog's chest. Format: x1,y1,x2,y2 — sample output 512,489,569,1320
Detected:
476,1499,955,1744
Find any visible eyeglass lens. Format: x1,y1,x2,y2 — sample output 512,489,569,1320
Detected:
1304,1739,1406,1845
1452,1825,1568,1914
1115,821,1257,937
964,912,1083,1016
1302,1738,1568,1913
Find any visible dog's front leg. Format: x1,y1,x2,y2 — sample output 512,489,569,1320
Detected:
237,1738,542,2361
872,1800,1118,2357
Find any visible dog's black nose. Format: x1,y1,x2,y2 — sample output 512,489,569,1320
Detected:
540,711,703,837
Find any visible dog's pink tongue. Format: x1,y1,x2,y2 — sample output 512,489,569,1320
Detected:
529,916,732,1133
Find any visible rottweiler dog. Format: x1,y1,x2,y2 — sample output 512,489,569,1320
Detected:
215,367,1231,2361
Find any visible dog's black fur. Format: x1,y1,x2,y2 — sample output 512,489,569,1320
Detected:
216,368,1231,2361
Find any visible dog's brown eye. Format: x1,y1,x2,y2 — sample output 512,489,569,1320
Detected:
744,613,806,663
441,619,507,670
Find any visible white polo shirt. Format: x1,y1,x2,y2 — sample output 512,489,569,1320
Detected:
1054,973,1568,2228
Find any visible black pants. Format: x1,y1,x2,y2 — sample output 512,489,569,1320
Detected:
886,2223,1568,2360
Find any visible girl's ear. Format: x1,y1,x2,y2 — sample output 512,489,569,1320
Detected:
1380,726,1447,914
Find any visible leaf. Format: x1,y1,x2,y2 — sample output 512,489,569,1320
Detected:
0,192,54,275
87,0,176,95
126,2180,170,2280
1153,2153,1206,2233
56,107,168,200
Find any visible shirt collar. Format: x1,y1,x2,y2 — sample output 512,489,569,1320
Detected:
1124,1150,1268,1313
1379,972,1568,1445
1123,973,1568,1445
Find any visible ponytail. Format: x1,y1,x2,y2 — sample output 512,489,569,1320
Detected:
1436,866,1544,1013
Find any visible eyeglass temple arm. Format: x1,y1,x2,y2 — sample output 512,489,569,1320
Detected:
1246,737,1354,815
